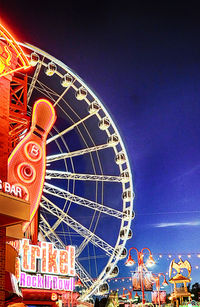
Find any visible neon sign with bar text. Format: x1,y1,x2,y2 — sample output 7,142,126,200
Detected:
0,179,22,198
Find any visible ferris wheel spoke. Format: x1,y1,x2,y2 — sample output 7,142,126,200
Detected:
45,169,124,182
47,112,98,145
75,260,94,288
40,195,115,256
34,80,59,102
76,238,92,258
53,87,73,107
39,214,66,249
33,86,57,102
40,213,82,257
46,143,113,163
43,182,124,219
39,215,93,288
27,61,43,103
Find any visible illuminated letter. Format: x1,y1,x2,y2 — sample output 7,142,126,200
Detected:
22,239,30,271
52,276,58,290
63,279,70,290
20,272,26,287
10,184,16,196
58,278,63,290
71,277,75,291
26,275,31,287
31,144,40,157
32,276,36,287
69,246,75,276
15,186,22,198
4,182,10,193
15,257,20,280
30,245,40,272
37,274,44,288
48,243,58,274
59,250,68,275
44,275,51,289
41,242,47,273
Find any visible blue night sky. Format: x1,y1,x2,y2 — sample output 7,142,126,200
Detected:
1,0,200,298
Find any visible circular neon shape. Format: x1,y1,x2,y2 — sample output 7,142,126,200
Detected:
24,141,42,162
17,162,36,183
51,293,58,301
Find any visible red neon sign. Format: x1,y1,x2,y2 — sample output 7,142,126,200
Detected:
0,23,30,78
17,239,75,291
8,99,56,232
20,239,75,276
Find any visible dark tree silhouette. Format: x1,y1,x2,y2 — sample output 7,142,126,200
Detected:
95,297,100,307
99,297,108,307
187,282,200,301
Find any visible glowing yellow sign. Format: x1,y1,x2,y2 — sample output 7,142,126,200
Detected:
0,44,12,74
169,258,192,279
0,23,30,78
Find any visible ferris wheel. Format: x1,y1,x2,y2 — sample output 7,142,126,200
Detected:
11,42,134,300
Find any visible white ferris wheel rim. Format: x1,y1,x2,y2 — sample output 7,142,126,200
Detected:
16,41,135,301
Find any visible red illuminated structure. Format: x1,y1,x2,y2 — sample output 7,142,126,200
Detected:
0,24,30,78
151,273,168,307
0,22,31,306
125,247,155,305
121,288,133,301
0,21,81,307
9,75,30,154
20,289,82,307
8,98,56,233
0,22,58,306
